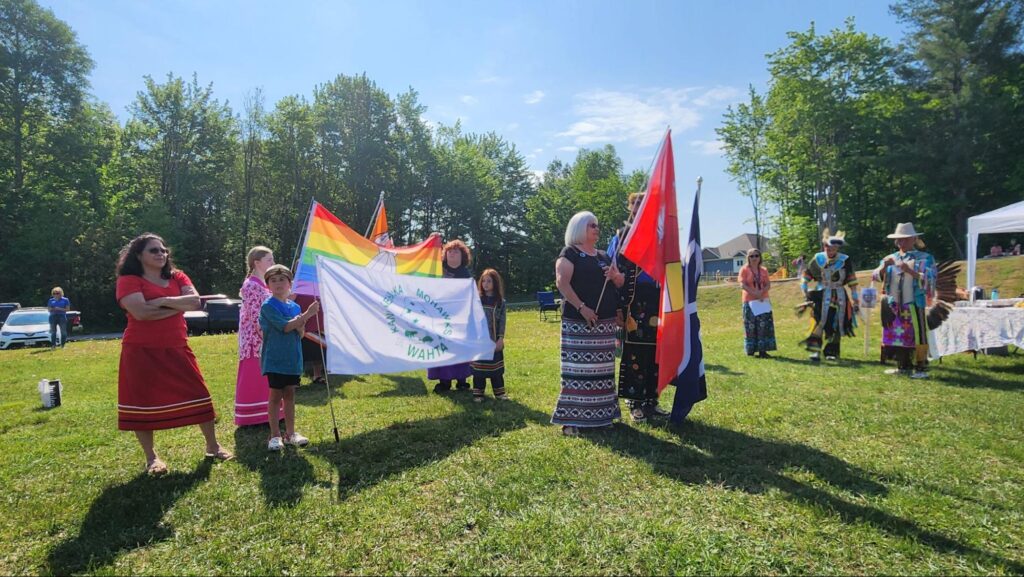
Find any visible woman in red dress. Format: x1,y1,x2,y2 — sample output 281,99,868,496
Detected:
116,233,233,476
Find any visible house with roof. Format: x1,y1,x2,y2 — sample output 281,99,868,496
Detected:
702,233,777,277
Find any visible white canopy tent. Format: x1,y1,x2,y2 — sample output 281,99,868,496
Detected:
966,199,1024,291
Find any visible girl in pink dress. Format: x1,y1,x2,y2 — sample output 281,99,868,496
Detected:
234,246,284,426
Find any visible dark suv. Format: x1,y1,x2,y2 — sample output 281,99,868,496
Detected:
0,302,20,326
184,298,241,335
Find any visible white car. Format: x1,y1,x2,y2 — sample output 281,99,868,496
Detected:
0,308,58,349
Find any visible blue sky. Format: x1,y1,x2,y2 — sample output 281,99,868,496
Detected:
43,0,907,248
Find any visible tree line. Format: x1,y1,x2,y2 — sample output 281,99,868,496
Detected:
718,0,1024,268
0,0,644,329
3,0,1022,329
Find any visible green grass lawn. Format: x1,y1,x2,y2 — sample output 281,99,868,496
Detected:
2,259,1022,575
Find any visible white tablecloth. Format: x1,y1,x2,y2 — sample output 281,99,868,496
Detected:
928,307,1024,358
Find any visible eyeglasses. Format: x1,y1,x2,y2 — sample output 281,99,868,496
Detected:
147,247,169,255
588,223,599,229
749,254,761,258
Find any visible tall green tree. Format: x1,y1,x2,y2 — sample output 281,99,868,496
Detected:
0,0,94,302
891,0,1024,256
108,73,239,293
764,20,899,259
718,85,771,251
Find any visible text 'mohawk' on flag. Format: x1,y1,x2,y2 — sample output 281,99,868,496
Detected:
620,130,683,394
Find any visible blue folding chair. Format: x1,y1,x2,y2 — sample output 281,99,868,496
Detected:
536,291,561,321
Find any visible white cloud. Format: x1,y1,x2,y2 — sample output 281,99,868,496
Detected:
529,170,546,184
524,90,545,104
558,145,579,153
690,139,724,156
460,95,478,105
557,86,739,147
692,86,741,107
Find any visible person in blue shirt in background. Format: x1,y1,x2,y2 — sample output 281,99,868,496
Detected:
47,287,71,348
259,265,319,452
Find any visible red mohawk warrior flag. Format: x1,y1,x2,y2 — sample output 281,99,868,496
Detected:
620,130,684,393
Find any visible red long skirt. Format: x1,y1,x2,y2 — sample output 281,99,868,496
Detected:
118,344,216,431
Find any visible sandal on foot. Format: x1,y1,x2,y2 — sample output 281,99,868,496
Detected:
146,458,168,477
561,425,579,437
204,448,235,461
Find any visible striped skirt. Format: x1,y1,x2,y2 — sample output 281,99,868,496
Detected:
551,318,621,427
118,344,217,431
234,357,284,426
471,349,504,377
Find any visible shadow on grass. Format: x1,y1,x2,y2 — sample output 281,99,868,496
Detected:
376,375,429,398
311,392,549,500
232,427,328,507
929,364,1024,392
587,420,1023,573
704,363,744,376
295,374,357,406
764,354,873,369
46,460,213,574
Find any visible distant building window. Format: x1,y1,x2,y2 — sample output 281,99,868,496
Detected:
735,259,743,267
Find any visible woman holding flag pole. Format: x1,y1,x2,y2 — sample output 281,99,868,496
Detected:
552,211,625,436
608,192,670,423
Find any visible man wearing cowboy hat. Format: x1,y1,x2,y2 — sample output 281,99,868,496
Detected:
800,229,860,362
872,222,937,379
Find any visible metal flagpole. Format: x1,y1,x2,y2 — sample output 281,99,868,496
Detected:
365,191,385,238
291,199,340,442
312,286,340,443
291,198,317,272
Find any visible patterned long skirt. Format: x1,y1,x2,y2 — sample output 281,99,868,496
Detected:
882,301,929,370
743,303,777,355
552,318,621,427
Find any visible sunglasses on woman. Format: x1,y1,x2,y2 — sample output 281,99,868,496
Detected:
147,247,169,255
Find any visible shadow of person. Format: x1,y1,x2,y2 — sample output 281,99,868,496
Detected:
703,363,744,376
311,394,550,500
46,459,213,575
376,374,430,398
294,374,357,406
586,420,1022,573
232,426,325,507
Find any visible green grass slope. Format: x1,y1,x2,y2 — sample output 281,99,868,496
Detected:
0,258,1021,575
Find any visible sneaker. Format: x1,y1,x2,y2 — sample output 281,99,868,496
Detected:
268,436,284,451
825,355,838,361
809,353,821,363
473,396,484,403
884,368,903,375
629,406,647,423
495,394,511,401
910,371,929,379
652,405,671,417
285,432,309,447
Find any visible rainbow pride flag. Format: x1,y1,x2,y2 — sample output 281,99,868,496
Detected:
294,201,443,296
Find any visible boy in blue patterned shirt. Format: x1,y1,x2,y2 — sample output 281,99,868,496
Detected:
260,265,319,451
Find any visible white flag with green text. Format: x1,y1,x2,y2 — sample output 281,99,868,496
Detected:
316,256,493,375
